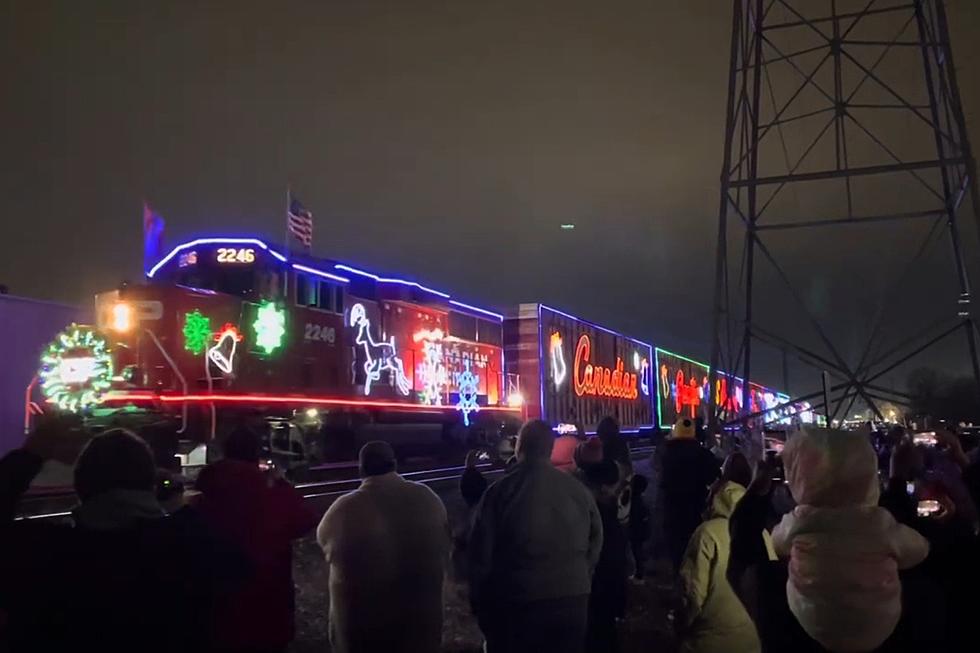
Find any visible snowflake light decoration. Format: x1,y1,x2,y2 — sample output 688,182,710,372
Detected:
38,325,113,413
455,358,480,426
182,310,212,355
418,339,448,405
252,301,286,354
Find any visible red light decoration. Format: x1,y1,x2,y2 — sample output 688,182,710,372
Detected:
101,391,520,413
674,370,701,417
213,323,243,342
572,334,638,400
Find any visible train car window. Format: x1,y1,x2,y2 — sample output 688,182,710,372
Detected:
317,281,334,311
334,286,345,314
477,319,503,346
257,271,284,301
449,311,478,341
175,267,255,297
295,274,317,308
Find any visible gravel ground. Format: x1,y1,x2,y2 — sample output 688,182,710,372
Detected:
289,457,678,652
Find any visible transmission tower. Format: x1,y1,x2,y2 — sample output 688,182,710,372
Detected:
709,0,980,428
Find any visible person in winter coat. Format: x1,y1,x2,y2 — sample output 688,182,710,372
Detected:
660,417,722,569
195,427,317,653
678,473,771,653
317,441,450,653
584,460,629,653
772,427,930,653
469,420,603,653
597,416,634,524
0,422,246,653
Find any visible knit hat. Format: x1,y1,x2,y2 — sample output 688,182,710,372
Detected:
671,417,696,440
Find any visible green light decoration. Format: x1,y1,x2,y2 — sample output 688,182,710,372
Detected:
38,325,113,413
182,310,212,355
252,301,286,354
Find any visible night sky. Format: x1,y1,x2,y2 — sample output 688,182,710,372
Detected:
3,1,980,396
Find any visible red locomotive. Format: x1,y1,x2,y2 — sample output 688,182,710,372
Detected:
37,236,526,467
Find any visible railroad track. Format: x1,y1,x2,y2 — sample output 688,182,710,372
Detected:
15,445,656,521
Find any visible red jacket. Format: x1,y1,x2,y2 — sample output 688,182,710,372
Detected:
195,460,317,650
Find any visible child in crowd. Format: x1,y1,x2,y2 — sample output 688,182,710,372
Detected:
772,427,930,652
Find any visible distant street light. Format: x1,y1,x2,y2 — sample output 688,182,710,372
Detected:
560,224,575,230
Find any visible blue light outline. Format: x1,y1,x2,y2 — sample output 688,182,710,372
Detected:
334,264,452,298
448,300,503,321
146,237,504,322
291,263,350,284
539,304,653,349
147,238,287,278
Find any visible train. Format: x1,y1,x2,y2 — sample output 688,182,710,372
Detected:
32,234,817,468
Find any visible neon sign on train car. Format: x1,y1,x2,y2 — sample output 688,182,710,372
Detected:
572,335,638,399
656,348,710,428
531,304,654,431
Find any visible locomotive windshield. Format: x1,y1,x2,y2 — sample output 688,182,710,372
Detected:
158,245,285,300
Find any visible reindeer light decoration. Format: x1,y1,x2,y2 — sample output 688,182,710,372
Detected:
349,303,412,396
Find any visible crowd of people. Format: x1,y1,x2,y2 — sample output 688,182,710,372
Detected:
1,413,980,653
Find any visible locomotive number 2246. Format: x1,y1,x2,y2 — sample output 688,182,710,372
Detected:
215,247,256,263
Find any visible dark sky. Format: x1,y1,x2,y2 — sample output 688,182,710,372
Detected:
3,0,980,396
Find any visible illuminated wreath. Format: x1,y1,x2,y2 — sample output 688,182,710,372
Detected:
38,325,113,413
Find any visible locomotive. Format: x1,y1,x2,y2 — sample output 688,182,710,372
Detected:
34,235,812,469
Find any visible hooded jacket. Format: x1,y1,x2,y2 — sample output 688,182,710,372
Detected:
679,480,768,653
772,428,929,653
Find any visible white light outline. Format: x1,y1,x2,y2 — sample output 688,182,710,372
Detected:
418,338,448,405
549,332,567,388
349,303,411,396
208,325,242,375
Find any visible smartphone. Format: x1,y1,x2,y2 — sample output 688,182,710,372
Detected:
913,431,937,447
917,499,942,517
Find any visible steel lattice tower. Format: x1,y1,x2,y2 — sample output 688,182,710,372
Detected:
709,0,980,428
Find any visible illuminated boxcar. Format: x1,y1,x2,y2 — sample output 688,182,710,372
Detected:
504,304,655,434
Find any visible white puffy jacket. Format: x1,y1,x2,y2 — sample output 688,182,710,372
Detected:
772,428,929,653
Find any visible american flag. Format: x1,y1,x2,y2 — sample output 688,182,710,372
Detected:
288,196,314,248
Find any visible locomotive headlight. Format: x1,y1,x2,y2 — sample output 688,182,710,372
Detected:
111,302,134,332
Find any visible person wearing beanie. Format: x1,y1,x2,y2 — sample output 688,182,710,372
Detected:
317,441,450,653
660,417,721,570
470,420,603,653
572,437,606,494
0,423,245,653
